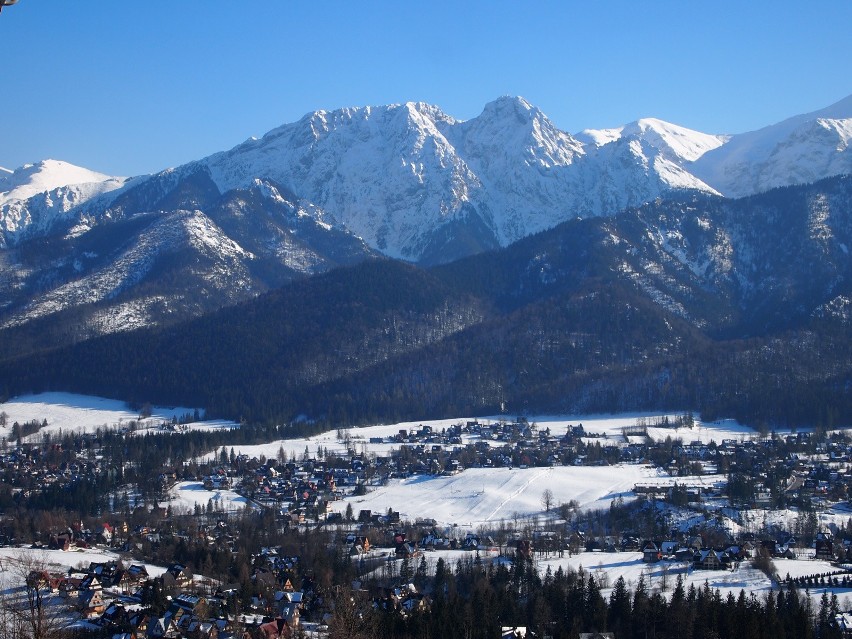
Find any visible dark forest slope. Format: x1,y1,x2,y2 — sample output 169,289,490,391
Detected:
2,177,851,428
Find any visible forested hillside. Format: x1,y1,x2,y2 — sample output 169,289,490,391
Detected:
2,178,851,428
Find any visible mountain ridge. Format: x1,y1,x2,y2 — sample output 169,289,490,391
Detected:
0,93,851,344
690,93,852,197
5,94,851,256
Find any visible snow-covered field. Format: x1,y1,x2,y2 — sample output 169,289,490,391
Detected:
0,392,237,441
204,411,763,463
739,505,852,540
0,392,766,450
331,466,720,530
0,546,167,581
168,481,257,513
361,546,852,609
538,551,852,608
544,550,758,597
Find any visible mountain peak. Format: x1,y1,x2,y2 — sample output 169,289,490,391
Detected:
578,118,727,163
691,94,852,197
396,101,456,129
401,100,445,115
7,93,852,266
0,159,122,207
479,95,538,122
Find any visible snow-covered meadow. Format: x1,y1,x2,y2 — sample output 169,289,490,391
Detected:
168,481,256,514
0,546,167,580
0,393,762,449
0,392,237,441
201,411,761,462
330,465,709,529
539,551,852,608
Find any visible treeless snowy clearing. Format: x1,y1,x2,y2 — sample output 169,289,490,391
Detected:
331,465,707,529
0,392,236,441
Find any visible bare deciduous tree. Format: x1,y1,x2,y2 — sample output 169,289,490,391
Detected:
328,586,376,639
0,552,68,639
659,562,670,593
541,488,554,513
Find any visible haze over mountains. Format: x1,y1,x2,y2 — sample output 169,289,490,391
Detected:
1,94,851,427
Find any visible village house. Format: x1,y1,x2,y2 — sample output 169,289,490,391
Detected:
815,530,835,560
642,541,661,563
78,588,106,619
693,549,729,570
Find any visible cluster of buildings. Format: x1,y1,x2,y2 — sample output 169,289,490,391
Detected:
8,416,852,636
27,553,310,639
0,442,103,500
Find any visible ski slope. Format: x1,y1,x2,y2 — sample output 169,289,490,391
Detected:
332,465,678,528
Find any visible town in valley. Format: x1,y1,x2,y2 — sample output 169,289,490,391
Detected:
1,396,852,638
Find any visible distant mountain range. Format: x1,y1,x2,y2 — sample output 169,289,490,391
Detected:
1,95,850,341
1,94,851,427
3,94,850,254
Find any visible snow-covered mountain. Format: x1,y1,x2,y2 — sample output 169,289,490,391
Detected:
578,117,728,163
0,159,131,247
4,95,852,261
197,96,730,262
0,176,376,354
1,94,851,341
0,159,123,206
690,94,852,197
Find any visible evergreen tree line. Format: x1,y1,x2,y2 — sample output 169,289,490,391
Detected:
366,555,834,639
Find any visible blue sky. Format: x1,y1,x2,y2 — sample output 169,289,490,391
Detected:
1,0,850,177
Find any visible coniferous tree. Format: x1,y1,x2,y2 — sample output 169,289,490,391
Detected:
608,575,631,637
